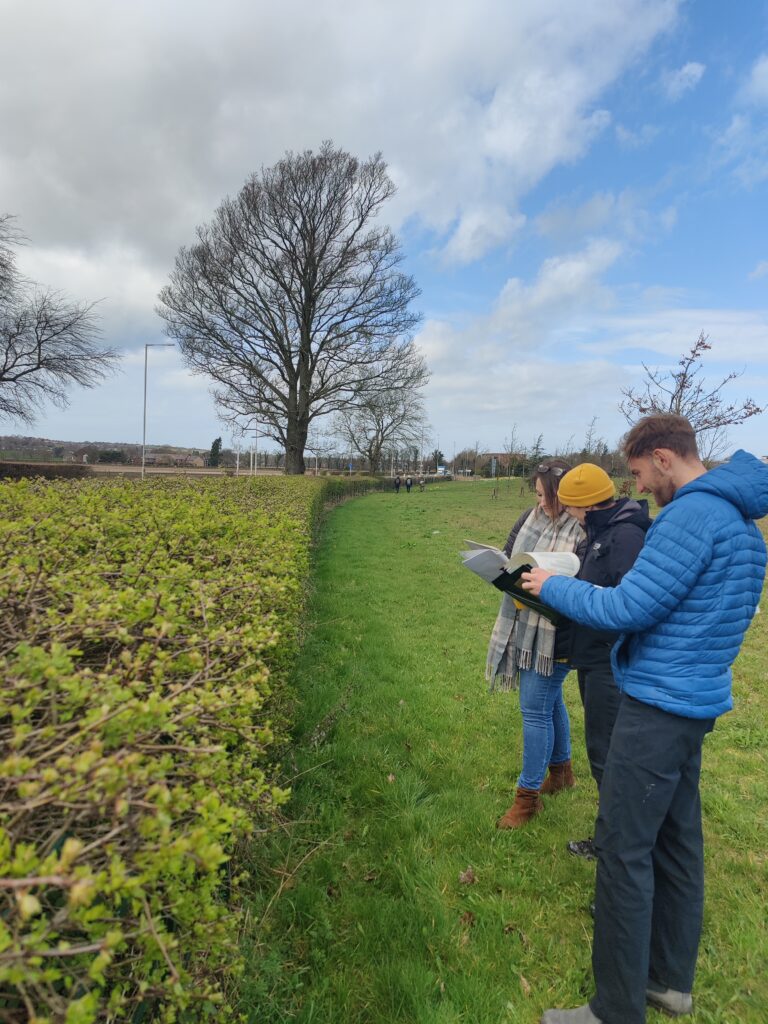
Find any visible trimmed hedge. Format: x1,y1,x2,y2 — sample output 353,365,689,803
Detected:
0,462,92,481
0,474,383,1022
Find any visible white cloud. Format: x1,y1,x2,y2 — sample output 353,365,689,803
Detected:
22,235,768,457
661,61,706,101
0,0,680,279
749,260,768,280
414,238,630,445
493,239,623,327
714,114,768,187
14,244,162,341
417,239,623,374
713,55,768,186
416,252,768,453
441,207,526,266
615,123,660,149
535,191,675,246
577,308,768,365
740,53,768,106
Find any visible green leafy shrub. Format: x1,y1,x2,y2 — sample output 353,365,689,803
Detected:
0,474,376,1022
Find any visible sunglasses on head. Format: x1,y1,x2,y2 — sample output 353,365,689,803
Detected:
536,464,566,477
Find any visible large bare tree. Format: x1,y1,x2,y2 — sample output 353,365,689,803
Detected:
619,333,764,462
334,360,429,473
157,142,422,474
0,216,118,425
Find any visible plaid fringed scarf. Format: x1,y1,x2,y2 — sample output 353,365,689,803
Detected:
486,507,583,692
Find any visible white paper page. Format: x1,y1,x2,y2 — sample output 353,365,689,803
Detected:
461,547,507,583
505,551,580,577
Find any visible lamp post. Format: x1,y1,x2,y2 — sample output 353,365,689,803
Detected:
142,343,174,480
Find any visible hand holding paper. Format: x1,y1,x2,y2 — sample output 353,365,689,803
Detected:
520,567,553,596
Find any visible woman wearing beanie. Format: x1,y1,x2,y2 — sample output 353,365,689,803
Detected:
487,459,584,828
556,463,651,858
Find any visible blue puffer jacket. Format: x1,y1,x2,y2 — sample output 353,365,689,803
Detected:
541,450,768,719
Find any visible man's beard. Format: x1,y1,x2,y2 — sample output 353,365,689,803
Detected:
653,478,677,507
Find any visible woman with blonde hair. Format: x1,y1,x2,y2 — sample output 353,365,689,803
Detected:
487,458,584,827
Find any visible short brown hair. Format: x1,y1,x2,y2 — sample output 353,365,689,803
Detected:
533,457,572,519
622,414,699,461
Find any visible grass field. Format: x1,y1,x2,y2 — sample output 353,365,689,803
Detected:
243,479,768,1024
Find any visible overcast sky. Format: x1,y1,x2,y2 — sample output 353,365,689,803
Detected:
2,0,767,456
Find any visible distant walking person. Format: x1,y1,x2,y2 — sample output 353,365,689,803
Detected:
394,475,401,493
405,475,413,493
418,476,425,492
522,416,768,1024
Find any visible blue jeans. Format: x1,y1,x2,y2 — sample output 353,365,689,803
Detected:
517,662,572,790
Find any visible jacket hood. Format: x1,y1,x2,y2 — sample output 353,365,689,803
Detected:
678,450,768,521
585,497,651,538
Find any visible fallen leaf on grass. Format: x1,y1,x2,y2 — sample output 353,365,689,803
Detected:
363,871,378,882
459,910,475,927
519,975,532,997
458,866,476,885
386,773,396,784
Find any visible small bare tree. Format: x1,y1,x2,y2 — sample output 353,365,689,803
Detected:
158,142,422,474
334,360,428,474
620,333,764,462
0,217,118,424
578,416,609,465
503,424,522,477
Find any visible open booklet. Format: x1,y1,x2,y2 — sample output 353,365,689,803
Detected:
461,541,579,624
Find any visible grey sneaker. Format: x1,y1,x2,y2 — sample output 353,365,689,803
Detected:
541,1007,603,1024
646,982,693,1017
567,837,596,860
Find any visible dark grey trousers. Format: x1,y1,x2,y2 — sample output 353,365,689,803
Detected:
577,665,622,789
589,696,715,1024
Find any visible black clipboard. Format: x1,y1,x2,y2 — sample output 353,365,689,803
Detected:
491,563,563,625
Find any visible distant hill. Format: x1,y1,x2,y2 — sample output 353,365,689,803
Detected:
0,434,209,466
0,434,200,453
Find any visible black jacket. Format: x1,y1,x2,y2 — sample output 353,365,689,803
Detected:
568,498,651,669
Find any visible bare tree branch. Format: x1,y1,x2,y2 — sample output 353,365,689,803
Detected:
619,332,764,461
334,369,429,473
157,142,423,473
0,217,119,424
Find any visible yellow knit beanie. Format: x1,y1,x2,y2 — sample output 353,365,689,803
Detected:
557,463,616,507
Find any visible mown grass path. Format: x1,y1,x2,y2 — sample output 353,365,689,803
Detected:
244,481,768,1024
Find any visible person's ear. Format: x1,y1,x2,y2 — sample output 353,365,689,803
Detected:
652,448,674,473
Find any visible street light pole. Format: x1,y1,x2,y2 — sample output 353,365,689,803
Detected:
142,343,174,480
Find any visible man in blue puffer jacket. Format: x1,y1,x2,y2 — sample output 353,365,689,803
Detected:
522,415,768,1024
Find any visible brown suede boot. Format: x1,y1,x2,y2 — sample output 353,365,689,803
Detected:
496,787,543,828
540,760,575,796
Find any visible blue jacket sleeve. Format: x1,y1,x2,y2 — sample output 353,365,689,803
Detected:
540,505,713,632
